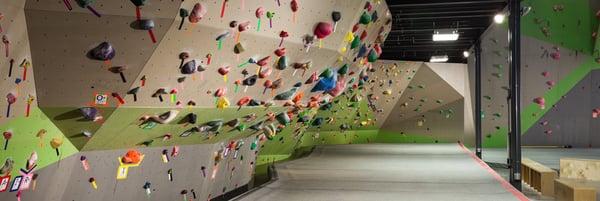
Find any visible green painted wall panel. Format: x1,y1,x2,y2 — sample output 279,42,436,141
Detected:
0,108,78,177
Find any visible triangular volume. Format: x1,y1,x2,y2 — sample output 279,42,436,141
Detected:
382,63,462,124
425,62,468,96
365,60,423,127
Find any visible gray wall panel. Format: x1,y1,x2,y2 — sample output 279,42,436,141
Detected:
1,136,257,201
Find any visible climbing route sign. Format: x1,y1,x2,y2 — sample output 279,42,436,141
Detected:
94,93,108,106
0,175,10,192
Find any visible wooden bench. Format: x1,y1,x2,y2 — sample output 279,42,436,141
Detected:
560,158,600,181
554,158,600,201
521,158,558,196
554,178,598,201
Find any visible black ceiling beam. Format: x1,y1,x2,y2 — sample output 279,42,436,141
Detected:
390,26,486,33
383,43,473,48
393,9,499,16
392,19,491,27
388,0,507,8
396,14,493,20
384,39,475,43
381,48,467,52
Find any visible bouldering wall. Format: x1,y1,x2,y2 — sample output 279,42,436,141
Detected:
468,0,600,148
2,0,394,200
523,70,600,147
252,0,393,164
365,60,422,127
6,136,257,201
378,62,470,144
0,0,80,185
1,0,38,124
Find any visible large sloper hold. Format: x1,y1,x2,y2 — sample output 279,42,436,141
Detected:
88,42,115,61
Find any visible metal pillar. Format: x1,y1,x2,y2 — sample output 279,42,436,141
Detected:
508,0,522,190
475,40,482,159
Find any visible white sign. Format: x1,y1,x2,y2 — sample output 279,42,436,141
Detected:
94,94,108,105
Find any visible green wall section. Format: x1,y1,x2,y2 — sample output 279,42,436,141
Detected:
485,58,600,148
258,129,379,165
482,0,600,148
40,107,116,150
0,108,78,177
522,0,596,55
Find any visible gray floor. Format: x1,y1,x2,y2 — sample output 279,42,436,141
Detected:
240,144,522,201
484,147,600,201
483,147,600,170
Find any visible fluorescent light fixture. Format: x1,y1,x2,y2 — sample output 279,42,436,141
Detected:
463,51,470,58
430,55,449,63
494,13,505,24
433,29,459,41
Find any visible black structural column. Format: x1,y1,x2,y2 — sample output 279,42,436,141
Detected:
508,0,522,190
475,40,482,159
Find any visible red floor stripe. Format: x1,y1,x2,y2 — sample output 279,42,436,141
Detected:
457,142,530,201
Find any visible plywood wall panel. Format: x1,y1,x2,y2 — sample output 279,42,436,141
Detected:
366,60,422,127
381,64,463,123
26,10,175,107
380,99,465,143
3,138,258,201
0,0,38,124
25,0,181,18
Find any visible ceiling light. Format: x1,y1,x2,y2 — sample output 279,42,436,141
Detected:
463,51,470,58
430,55,449,63
494,13,505,24
432,29,459,41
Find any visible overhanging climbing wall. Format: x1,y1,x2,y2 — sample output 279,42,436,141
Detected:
1,0,393,200
20,0,393,151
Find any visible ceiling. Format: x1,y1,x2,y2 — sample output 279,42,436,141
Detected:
381,0,507,63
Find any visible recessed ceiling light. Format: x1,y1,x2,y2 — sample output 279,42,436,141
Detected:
433,29,459,41
463,51,470,58
494,14,505,24
430,55,449,63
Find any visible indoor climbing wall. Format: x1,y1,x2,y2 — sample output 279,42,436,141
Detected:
365,60,422,127
379,62,470,144
523,70,600,147
0,0,80,191
379,100,465,144
10,136,257,201
469,0,600,147
2,0,393,200
0,0,38,124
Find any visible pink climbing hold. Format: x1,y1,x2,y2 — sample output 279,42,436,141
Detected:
546,80,555,87
533,97,545,109
189,3,207,23
550,52,560,60
541,71,550,77
593,108,600,118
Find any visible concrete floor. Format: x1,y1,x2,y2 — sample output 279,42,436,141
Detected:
239,144,523,201
483,147,600,170
484,147,600,201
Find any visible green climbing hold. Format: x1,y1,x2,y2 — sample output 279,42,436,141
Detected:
359,12,371,25
338,64,349,75
351,36,361,49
